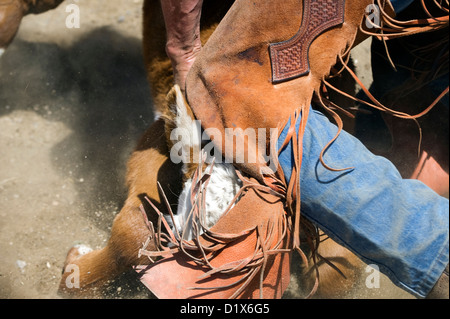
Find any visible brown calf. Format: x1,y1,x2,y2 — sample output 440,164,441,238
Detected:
57,0,365,299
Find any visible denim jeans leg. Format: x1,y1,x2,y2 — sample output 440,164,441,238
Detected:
277,106,449,298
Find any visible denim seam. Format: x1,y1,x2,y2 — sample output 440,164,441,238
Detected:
418,234,449,297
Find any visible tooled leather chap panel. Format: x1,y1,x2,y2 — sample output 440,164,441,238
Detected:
269,0,345,83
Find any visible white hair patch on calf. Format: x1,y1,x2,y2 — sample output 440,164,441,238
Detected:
171,163,242,240
165,85,242,240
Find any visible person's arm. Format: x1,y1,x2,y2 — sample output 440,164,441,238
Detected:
160,0,204,90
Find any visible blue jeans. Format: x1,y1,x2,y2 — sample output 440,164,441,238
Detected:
390,0,415,13
277,107,449,298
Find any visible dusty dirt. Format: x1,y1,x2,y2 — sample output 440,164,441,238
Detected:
0,0,413,299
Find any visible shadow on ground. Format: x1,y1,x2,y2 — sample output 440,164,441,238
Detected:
0,27,154,230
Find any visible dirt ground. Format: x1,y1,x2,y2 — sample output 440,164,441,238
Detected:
0,0,413,299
